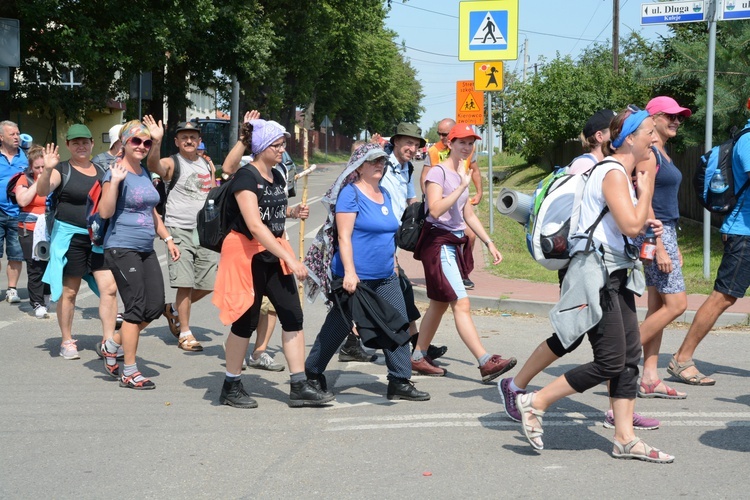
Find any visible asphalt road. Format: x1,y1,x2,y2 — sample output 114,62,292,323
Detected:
2,162,750,498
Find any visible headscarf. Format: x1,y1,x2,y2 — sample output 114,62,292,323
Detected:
611,110,650,149
303,142,386,304
248,119,286,156
116,122,150,159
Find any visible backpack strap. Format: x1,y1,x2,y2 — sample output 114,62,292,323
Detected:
167,154,181,193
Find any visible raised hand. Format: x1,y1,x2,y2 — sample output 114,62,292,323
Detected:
43,143,59,171
110,162,128,183
142,115,164,142
243,110,260,123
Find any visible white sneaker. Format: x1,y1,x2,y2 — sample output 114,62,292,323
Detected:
60,339,80,360
5,288,20,303
34,304,49,319
247,352,285,372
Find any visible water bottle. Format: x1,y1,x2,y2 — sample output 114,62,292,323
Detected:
205,199,218,221
709,170,729,211
640,226,656,262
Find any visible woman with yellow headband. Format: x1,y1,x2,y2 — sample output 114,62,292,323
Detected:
516,107,674,463
97,120,179,390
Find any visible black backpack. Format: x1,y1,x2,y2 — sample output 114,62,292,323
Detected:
196,167,242,252
396,197,427,252
5,170,34,205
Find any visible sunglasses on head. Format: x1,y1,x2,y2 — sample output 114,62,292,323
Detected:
661,113,685,124
626,104,642,114
129,137,153,148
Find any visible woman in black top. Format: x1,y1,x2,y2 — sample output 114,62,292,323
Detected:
36,124,118,361
213,119,333,409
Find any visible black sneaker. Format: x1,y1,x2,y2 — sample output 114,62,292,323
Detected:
463,278,475,290
427,344,448,360
288,380,335,407
220,379,258,409
338,343,378,362
387,378,430,401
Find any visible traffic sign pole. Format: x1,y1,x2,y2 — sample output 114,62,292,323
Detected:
703,0,718,279
488,93,494,233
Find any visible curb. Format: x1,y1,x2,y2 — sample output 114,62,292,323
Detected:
411,287,750,328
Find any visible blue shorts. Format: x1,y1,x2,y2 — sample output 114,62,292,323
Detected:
0,211,23,261
635,222,685,294
440,242,468,300
714,234,750,299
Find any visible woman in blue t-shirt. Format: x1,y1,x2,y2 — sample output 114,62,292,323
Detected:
98,120,179,390
305,143,429,401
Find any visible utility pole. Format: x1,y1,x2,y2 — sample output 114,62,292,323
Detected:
522,38,528,82
613,0,620,73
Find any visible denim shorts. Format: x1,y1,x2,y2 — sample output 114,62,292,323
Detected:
440,242,468,300
0,211,23,261
714,234,750,298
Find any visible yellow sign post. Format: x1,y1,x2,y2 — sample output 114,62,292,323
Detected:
459,0,519,61
456,80,484,125
473,62,503,91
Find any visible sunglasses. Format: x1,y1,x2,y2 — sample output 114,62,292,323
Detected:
661,113,685,124
437,132,449,137
626,104,642,113
624,242,639,261
129,137,153,148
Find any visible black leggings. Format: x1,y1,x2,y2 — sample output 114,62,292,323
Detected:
231,255,303,338
18,230,50,306
564,269,642,399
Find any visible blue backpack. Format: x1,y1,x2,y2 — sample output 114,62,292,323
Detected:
693,127,750,215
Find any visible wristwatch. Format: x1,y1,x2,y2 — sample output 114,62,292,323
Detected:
163,236,174,243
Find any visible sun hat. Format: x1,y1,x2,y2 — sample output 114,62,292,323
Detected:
390,122,426,148
108,124,123,145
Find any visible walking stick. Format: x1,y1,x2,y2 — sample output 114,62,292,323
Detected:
298,128,310,305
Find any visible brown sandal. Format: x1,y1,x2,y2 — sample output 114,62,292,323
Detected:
163,303,180,339
666,355,715,386
178,334,203,352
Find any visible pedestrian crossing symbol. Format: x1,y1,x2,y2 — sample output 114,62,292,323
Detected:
460,93,479,112
459,0,518,61
469,11,507,49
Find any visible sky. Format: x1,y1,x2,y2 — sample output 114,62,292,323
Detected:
385,0,672,133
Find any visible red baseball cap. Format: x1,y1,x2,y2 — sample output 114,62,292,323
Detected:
645,96,692,117
447,123,481,142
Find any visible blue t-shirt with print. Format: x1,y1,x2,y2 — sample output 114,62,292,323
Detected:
721,120,750,236
332,183,400,280
0,148,28,217
102,167,161,252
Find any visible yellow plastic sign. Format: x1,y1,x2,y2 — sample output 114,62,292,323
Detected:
474,62,503,91
459,0,519,61
456,80,484,125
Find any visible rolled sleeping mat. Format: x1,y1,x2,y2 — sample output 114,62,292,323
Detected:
34,241,50,261
495,187,533,224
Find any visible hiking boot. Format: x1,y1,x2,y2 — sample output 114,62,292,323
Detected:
387,378,430,401
288,380,335,408
247,352,285,372
34,304,49,319
411,357,447,377
462,278,475,290
604,409,660,430
479,354,517,383
59,339,80,360
338,343,378,362
220,379,258,408
498,377,526,422
305,370,328,392
5,288,20,304
427,344,448,360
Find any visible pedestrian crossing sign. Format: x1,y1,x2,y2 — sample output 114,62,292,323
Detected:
456,80,484,125
459,0,518,61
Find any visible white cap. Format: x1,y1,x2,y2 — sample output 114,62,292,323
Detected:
108,124,123,145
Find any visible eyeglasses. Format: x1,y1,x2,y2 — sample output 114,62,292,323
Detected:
129,137,153,148
661,113,685,124
268,141,286,151
437,132,449,137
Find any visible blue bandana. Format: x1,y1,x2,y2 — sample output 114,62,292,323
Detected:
612,110,650,149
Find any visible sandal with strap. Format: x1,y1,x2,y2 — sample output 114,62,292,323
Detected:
178,334,203,352
163,303,180,339
667,355,716,386
516,393,545,450
612,437,674,463
100,342,120,379
638,379,687,399
119,371,155,390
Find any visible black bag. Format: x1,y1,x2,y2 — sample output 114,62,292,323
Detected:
196,166,245,252
396,197,427,252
